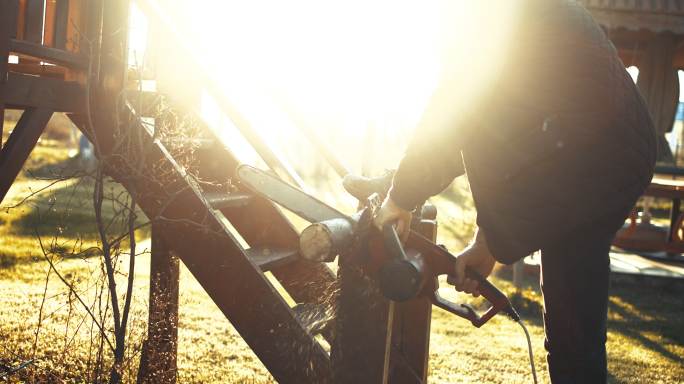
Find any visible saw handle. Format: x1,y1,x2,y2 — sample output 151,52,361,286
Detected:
439,268,517,327
382,224,518,327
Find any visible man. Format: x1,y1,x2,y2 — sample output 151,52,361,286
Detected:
373,1,656,383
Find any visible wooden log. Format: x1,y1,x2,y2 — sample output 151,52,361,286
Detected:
299,218,355,262
0,108,53,204
139,224,179,384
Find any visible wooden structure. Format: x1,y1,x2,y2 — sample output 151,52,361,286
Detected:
614,176,684,255
0,1,438,382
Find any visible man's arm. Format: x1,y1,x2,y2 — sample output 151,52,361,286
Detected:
390,144,465,211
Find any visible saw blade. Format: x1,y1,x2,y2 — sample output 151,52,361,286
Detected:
237,164,349,223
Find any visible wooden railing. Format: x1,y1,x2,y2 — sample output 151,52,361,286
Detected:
6,0,94,79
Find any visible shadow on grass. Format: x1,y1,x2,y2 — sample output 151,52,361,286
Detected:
607,276,684,365
495,265,684,367
2,170,150,267
24,153,90,180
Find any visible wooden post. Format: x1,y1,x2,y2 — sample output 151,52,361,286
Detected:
23,0,45,44
331,254,394,383
139,223,180,383
0,108,54,203
388,213,437,383
0,0,15,148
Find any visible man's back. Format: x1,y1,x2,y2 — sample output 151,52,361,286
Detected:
463,0,656,262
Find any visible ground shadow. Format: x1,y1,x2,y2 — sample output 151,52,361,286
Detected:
3,167,150,266
495,265,684,368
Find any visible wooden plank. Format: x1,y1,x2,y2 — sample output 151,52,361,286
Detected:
9,38,89,68
44,0,57,47
66,0,86,53
16,0,27,40
1,1,15,147
139,224,179,384
0,108,53,204
8,62,68,78
244,247,298,271
24,0,45,44
97,0,128,96
6,1,20,39
52,0,69,49
4,72,85,112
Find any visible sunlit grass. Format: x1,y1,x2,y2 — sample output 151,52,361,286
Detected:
1,132,683,383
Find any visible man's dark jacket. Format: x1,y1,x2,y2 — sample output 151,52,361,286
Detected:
390,1,656,264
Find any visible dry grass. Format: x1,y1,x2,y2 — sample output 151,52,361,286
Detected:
1,130,683,383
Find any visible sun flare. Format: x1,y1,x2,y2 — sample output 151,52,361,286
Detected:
129,1,519,171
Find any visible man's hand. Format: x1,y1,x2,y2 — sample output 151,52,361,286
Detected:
453,229,496,297
373,196,412,243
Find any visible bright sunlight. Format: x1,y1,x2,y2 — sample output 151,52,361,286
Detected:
129,1,519,172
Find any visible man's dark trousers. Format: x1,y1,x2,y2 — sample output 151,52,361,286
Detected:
540,213,626,383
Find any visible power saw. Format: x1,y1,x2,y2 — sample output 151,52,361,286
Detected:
237,164,519,327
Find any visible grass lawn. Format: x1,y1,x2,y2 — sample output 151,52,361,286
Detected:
1,128,683,383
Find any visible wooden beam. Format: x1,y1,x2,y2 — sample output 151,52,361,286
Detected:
44,0,57,47
53,0,69,49
97,0,128,97
9,38,89,68
69,103,334,382
23,0,45,44
139,223,179,384
16,0,27,40
6,1,20,39
1,1,15,147
8,62,68,78
4,72,85,112
66,0,87,54
0,108,53,204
